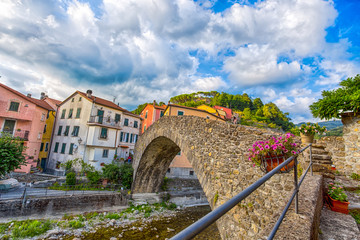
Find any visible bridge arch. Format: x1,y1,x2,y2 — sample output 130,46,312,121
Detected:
132,116,294,239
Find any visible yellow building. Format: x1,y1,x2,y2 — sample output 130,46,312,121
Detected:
164,104,225,122
38,97,61,171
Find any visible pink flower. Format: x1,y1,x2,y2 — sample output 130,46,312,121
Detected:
260,147,264,151
291,151,297,155
248,157,252,161
332,187,336,189
265,145,270,149
253,164,256,167
329,183,334,185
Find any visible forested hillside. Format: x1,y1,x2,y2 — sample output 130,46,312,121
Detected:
132,91,295,131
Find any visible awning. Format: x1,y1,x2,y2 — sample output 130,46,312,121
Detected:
120,146,129,148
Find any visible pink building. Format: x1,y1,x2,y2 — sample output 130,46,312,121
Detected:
0,83,54,173
139,101,166,133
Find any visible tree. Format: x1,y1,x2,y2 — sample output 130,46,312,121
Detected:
0,134,27,178
243,108,252,120
310,74,360,120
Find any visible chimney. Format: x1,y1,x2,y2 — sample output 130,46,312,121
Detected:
27,94,31,98
168,101,170,105
153,100,156,107
40,92,46,100
86,90,92,98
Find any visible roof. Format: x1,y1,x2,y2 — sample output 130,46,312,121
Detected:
61,91,141,119
46,97,62,106
164,104,225,121
214,105,232,119
0,82,54,111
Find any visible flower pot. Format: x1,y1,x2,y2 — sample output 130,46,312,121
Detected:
102,179,108,186
300,133,314,144
260,155,294,173
328,195,349,214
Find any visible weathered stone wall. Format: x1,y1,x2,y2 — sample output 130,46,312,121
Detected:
341,113,360,175
0,193,129,218
132,116,296,239
317,136,345,171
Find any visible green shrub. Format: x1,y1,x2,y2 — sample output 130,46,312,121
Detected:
102,164,121,183
65,172,76,186
68,220,84,229
350,173,360,181
105,213,121,220
119,163,134,189
62,214,74,220
86,170,102,184
84,212,99,220
161,177,170,191
11,220,52,238
0,134,27,178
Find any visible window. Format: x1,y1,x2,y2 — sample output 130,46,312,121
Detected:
124,118,129,126
100,128,107,139
64,126,70,136
40,142,44,152
144,125,146,132
160,111,164,117
115,114,121,123
57,126,63,136
75,108,81,118
134,121,138,128
69,143,74,155
54,142,59,153
72,126,80,137
120,132,124,142
102,149,109,158
125,133,129,142
79,97,82,101
167,168,171,173
177,151,181,156
61,109,66,119
145,111,148,119
9,101,20,112
61,143,66,154
43,124,47,133
68,108,73,118
177,111,184,116
206,116,210,119
135,134,138,143
45,142,49,152
130,134,133,143
41,113,46,121
71,98,74,102
37,132,41,139
189,171,194,176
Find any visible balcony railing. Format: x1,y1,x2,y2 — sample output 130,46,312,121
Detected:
88,116,121,128
0,130,29,140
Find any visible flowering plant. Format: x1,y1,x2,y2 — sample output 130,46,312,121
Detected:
248,133,299,166
328,182,348,202
298,122,326,135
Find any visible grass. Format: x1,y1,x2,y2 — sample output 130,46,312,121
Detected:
68,220,85,229
48,183,120,191
350,173,360,181
0,220,53,239
350,211,360,224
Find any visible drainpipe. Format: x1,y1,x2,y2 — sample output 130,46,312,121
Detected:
83,98,95,162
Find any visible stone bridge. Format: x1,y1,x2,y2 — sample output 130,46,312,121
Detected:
132,116,295,239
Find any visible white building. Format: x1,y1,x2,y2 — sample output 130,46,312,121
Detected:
47,90,141,174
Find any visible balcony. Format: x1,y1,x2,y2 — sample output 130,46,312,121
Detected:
87,116,122,129
0,130,29,140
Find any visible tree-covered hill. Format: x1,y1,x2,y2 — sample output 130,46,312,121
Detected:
296,120,342,131
132,91,295,131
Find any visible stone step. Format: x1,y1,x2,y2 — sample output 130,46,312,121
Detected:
312,163,333,173
311,144,326,149
312,154,332,160
312,159,332,165
311,149,329,155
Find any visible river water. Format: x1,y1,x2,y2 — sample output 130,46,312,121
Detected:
69,205,221,240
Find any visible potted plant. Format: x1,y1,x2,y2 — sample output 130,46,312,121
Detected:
248,133,299,173
327,182,349,214
298,122,326,144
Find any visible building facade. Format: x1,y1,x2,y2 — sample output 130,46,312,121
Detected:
0,83,53,173
47,90,141,174
139,101,166,133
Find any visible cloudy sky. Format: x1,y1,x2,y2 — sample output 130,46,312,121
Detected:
0,0,359,123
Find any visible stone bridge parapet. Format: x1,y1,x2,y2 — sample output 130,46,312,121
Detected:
132,116,296,239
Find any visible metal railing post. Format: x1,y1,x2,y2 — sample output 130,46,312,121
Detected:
310,144,313,176
294,157,299,214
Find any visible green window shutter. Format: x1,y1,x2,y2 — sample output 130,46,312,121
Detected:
57,126,62,136
45,143,49,152
69,143,74,155
126,133,129,142
68,108,73,118
40,142,44,151
160,111,164,117
134,121,138,128
9,102,20,112
177,111,184,116
115,114,121,123
64,126,70,136
54,142,59,153
100,128,107,139
76,108,81,118
130,134,133,143
61,143,66,154
61,109,66,119
120,132,123,142
72,126,79,136
124,118,129,126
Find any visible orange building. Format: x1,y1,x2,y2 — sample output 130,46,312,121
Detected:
139,101,166,133
164,104,225,122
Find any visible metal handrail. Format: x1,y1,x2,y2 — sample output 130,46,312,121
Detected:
170,143,313,240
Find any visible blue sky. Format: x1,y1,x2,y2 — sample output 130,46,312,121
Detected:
0,0,359,123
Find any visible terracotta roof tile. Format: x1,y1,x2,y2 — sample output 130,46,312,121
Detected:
0,82,54,111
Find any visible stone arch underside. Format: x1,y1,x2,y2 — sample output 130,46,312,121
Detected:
132,116,295,239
